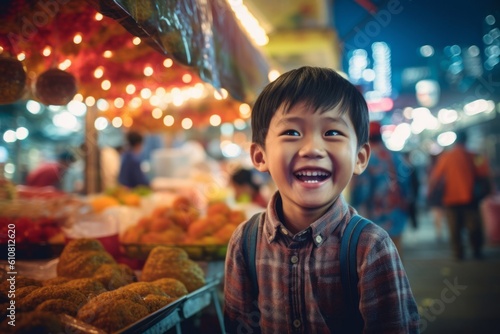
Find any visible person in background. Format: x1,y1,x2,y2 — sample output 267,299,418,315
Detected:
427,153,446,242
118,131,149,189
224,67,419,333
100,145,122,190
26,150,77,190
350,121,412,256
428,131,488,260
230,167,268,208
404,152,420,230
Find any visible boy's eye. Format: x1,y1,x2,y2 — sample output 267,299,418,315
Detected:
325,130,340,136
281,129,300,136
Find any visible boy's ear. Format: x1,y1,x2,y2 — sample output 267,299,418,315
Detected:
250,143,269,172
353,143,370,175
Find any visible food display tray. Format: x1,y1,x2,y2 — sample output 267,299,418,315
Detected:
117,278,223,334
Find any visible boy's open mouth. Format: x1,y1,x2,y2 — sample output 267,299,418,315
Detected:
294,169,331,183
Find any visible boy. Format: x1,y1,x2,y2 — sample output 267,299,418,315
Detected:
224,67,420,333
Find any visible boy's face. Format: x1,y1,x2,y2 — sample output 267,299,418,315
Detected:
251,101,370,222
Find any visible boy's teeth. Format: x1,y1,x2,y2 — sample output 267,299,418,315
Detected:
296,171,329,176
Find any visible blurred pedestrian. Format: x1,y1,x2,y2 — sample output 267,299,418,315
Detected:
404,152,420,230
428,131,490,260
229,167,268,208
118,131,149,189
350,122,412,256
426,153,446,241
26,150,77,190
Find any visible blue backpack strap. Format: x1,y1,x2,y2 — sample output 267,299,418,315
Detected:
340,214,371,333
242,212,262,297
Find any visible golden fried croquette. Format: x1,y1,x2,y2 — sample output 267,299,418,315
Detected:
0,276,42,303
77,289,149,333
143,294,177,312
151,278,188,297
62,278,107,298
152,246,188,262
93,264,136,290
35,298,80,316
18,285,87,312
120,282,167,297
42,276,71,286
141,246,205,292
15,286,40,300
85,288,144,306
62,238,107,253
57,250,115,278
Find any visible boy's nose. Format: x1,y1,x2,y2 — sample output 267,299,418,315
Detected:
299,135,326,158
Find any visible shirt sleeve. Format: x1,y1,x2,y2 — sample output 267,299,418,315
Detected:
224,222,262,334
358,225,421,333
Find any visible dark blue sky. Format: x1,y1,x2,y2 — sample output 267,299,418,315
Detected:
333,0,499,69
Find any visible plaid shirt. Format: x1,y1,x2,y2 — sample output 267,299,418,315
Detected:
224,192,420,333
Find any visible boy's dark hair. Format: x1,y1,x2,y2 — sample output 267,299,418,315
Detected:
126,131,143,148
251,66,369,148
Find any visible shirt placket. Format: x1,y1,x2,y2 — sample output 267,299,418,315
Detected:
286,230,308,333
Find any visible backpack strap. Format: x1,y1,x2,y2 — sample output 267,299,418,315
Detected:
340,214,371,333
242,212,262,297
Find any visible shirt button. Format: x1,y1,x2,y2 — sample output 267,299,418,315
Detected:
291,255,298,264
293,319,301,328
315,235,323,243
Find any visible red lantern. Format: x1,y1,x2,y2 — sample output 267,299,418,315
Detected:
35,69,77,106
0,57,27,105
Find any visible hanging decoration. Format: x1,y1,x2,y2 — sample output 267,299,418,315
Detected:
35,68,77,106
0,56,27,105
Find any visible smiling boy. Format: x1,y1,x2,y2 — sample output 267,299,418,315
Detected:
224,67,420,333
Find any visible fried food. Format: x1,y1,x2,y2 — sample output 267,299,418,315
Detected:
120,282,166,297
151,278,188,297
35,298,80,316
62,278,107,298
93,264,136,290
143,294,176,312
77,289,149,333
0,276,42,303
62,238,107,253
57,238,136,293
141,246,205,292
57,250,115,278
18,285,87,312
15,286,40,300
42,276,71,286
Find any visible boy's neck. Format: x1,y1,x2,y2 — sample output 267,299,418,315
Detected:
275,193,335,234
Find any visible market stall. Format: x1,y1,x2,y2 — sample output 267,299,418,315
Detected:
0,0,272,332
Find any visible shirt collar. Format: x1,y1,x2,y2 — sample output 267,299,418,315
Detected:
263,191,351,246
